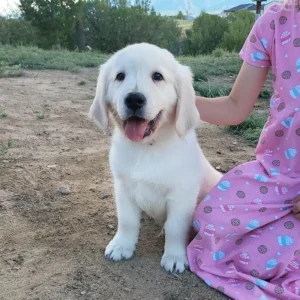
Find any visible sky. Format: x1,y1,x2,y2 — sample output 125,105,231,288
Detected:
151,0,275,15
0,0,275,16
0,0,19,15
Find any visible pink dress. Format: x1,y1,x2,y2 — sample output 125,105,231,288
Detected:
187,4,300,300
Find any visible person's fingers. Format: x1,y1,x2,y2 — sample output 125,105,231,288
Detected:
292,202,300,214
295,212,300,221
293,195,300,203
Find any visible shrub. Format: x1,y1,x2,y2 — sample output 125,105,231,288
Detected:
183,12,228,55
222,11,255,52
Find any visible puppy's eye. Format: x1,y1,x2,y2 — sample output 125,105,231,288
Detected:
152,72,163,81
116,72,125,81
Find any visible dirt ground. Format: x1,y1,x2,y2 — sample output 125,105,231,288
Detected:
0,69,256,300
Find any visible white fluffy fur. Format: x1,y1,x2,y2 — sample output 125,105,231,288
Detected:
89,43,222,273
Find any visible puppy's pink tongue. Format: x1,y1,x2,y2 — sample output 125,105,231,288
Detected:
125,118,148,141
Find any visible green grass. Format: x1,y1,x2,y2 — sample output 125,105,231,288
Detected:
194,83,231,97
0,62,23,78
35,104,48,120
1,113,8,118
0,138,13,159
227,114,268,144
0,45,241,78
0,45,108,72
179,53,242,80
36,113,45,119
194,81,272,99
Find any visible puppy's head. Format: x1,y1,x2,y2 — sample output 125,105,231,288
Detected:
89,43,200,141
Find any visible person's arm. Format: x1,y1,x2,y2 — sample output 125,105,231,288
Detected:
196,61,269,126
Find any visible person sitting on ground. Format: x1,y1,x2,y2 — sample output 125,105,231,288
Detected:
188,1,300,299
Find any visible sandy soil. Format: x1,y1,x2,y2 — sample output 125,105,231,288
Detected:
0,69,256,300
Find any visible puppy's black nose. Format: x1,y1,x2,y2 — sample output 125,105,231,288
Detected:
125,93,146,111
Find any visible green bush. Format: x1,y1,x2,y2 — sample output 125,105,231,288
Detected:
212,48,227,58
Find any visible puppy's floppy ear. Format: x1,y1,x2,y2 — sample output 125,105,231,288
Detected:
89,63,109,133
175,64,200,138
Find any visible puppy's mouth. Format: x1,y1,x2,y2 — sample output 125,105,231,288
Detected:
124,112,162,142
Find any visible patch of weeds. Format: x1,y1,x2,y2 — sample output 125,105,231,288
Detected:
194,73,208,82
212,47,228,58
37,113,45,120
194,82,230,98
0,138,13,159
259,88,272,99
0,62,23,78
0,45,108,72
1,113,8,118
88,95,94,100
87,75,96,82
78,80,86,86
35,104,47,120
227,114,268,144
194,82,272,100
179,53,242,78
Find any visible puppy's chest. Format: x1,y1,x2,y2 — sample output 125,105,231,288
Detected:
129,180,168,224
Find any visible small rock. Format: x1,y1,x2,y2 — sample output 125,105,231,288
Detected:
122,287,132,292
107,224,114,230
100,194,110,199
80,291,87,295
216,166,221,170
58,185,70,195
47,165,57,169
232,141,237,145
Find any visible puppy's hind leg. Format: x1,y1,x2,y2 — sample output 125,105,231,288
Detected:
105,179,141,261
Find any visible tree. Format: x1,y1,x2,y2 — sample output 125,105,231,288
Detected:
19,0,83,49
84,1,181,54
222,11,255,52
176,11,185,20
17,0,181,53
0,18,37,46
184,12,228,55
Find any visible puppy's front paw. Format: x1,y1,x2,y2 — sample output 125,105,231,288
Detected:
160,251,189,273
105,235,135,261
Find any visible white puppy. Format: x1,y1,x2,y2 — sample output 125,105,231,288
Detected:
89,43,221,273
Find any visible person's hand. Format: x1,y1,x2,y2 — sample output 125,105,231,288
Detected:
292,195,300,220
